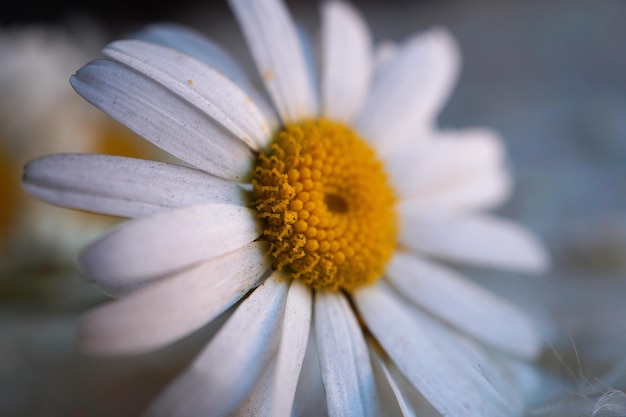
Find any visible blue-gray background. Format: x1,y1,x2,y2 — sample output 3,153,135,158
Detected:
1,1,625,415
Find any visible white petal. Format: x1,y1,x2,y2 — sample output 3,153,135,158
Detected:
79,241,271,354
314,291,380,417
400,209,549,273
71,59,253,181
79,204,261,289
133,23,278,129
296,23,319,110
228,0,317,122
354,283,495,417
369,347,417,417
386,252,541,358
356,28,460,154
104,40,272,150
23,154,247,219
147,276,289,417
405,307,525,416
270,280,312,417
399,168,511,213
321,0,372,122
230,355,276,416
389,129,510,212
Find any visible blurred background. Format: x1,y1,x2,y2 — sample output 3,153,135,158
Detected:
1,0,625,416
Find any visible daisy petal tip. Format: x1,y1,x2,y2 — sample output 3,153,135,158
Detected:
419,25,461,78
508,307,545,359
69,60,110,101
77,242,102,280
506,321,545,361
69,60,97,88
515,233,551,275
76,230,138,295
77,309,124,357
493,226,551,275
323,0,370,42
426,25,460,56
23,153,80,180
21,156,43,189
68,72,87,100
324,0,361,17
524,331,545,360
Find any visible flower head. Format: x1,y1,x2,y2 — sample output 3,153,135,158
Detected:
23,0,549,415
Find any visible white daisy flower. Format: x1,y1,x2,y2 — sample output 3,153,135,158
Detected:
23,0,549,416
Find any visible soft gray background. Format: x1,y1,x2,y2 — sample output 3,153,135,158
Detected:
1,0,625,416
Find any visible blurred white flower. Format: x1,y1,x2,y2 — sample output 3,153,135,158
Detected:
23,0,549,416
0,21,159,262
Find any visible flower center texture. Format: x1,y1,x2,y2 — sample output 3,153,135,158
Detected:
251,119,397,291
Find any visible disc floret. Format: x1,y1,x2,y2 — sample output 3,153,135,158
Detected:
252,119,397,291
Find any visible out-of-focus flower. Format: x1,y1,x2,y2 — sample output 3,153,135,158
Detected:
23,0,549,416
0,21,158,263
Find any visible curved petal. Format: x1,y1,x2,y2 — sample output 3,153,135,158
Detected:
389,128,504,168
23,154,247,219
399,168,512,213
320,0,372,122
354,283,497,417
228,0,317,122
147,276,289,417
79,204,261,289
356,28,460,154
386,252,541,358
79,241,271,355
133,23,278,129
399,209,549,273
71,59,253,181
388,129,511,210
314,291,380,417
103,40,272,150
270,280,312,417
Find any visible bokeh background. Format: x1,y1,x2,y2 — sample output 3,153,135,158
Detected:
1,0,626,416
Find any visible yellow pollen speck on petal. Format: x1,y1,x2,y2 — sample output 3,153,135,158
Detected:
251,119,397,292
262,70,274,81
188,79,194,86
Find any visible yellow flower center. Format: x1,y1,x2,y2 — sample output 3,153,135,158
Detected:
251,119,397,291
